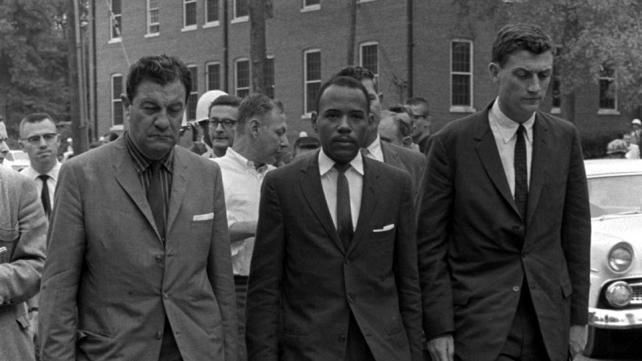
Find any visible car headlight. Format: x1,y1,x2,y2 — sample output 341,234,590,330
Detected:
605,281,632,308
607,242,634,273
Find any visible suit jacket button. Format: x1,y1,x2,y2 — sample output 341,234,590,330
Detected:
155,331,162,340
512,285,520,292
155,255,163,262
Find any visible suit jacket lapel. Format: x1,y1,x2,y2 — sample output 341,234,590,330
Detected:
474,109,519,216
526,114,549,226
113,140,161,240
349,158,378,254
166,148,188,235
381,142,402,167
299,152,346,253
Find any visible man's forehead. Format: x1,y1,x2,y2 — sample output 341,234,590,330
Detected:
134,80,186,101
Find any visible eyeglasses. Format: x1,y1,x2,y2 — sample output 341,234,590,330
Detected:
208,118,237,129
179,124,194,135
23,133,58,145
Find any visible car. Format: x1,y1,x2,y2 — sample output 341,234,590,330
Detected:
3,150,30,172
584,159,642,358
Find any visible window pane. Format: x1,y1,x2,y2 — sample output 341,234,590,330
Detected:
207,63,220,91
306,82,320,113
305,0,321,6
112,76,122,97
237,60,250,88
452,42,470,72
111,15,121,38
207,0,219,22
451,74,470,106
188,93,198,120
237,89,250,98
111,0,121,14
113,101,123,125
265,58,275,98
189,67,198,92
235,0,249,17
599,79,615,109
361,44,378,74
306,52,321,81
185,2,197,26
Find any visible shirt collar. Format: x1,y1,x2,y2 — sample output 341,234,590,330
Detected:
125,132,174,173
318,148,364,176
225,147,272,174
490,98,535,144
365,134,384,162
23,161,61,181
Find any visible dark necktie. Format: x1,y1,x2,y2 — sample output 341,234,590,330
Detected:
335,163,353,249
38,174,51,218
514,125,528,220
147,162,166,238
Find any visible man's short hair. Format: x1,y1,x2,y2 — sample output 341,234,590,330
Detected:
315,76,371,113
20,113,56,135
406,97,429,116
492,23,553,67
237,94,280,132
209,94,242,113
335,65,378,92
125,55,192,103
293,136,321,150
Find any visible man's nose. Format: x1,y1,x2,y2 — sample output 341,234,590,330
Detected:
527,75,541,92
337,115,352,132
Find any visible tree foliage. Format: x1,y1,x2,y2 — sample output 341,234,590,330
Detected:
0,0,68,137
453,0,642,117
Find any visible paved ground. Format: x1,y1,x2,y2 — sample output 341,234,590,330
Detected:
577,356,641,361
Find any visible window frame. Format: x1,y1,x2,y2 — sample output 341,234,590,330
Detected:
145,0,160,36
183,0,198,31
205,61,221,91
235,58,251,98
232,0,249,23
109,0,122,42
450,39,475,113
265,56,275,99
359,41,379,77
303,49,322,115
204,0,220,27
301,0,321,12
187,65,199,121
598,65,619,115
111,74,124,126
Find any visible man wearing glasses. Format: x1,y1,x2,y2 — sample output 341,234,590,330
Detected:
211,93,288,361
206,94,241,158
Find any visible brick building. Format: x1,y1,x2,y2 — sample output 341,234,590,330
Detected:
90,0,632,149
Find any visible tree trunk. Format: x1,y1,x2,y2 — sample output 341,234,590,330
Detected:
561,91,576,123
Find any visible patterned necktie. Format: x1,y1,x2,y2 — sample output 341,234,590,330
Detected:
334,163,353,249
38,174,51,218
514,125,528,220
147,162,166,238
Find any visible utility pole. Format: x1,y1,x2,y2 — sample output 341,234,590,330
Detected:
67,0,89,154
249,0,266,94
347,0,357,65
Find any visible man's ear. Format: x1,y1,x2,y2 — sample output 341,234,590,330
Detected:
120,93,130,108
367,112,375,127
488,62,501,83
311,111,318,133
248,118,261,137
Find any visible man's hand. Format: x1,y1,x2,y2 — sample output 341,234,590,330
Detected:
568,325,587,359
426,334,454,361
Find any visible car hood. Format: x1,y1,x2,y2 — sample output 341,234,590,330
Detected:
591,213,642,279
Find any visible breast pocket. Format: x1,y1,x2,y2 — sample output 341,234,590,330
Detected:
0,225,18,263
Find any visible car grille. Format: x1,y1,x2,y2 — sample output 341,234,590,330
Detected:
633,281,642,305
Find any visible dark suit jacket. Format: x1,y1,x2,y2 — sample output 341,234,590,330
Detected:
246,151,423,361
418,107,591,361
380,141,427,202
39,137,237,361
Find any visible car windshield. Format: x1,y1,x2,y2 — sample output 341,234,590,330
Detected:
588,175,642,217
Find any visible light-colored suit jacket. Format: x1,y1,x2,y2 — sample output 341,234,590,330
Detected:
0,166,47,361
418,107,591,361
246,151,423,361
39,137,237,361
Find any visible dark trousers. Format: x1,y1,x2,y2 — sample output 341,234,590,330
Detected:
159,319,183,361
345,312,375,361
496,285,549,361
235,275,249,361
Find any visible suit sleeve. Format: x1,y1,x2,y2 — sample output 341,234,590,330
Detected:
417,134,456,340
39,162,86,361
246,172,284,361
207,166,239,361
561,127,591,325
394,172,424,361
0,176,47,305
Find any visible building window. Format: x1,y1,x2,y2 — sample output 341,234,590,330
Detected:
451,40,473,111
205,0,219,25
599,65,617,113
233,0,249,21
235,59,250,98
109,0,122,41
187,66,198,120
111,74,124,126
302,0,321,11
304,49,321,114
265,56,275,99
184,0,197,28
551,66,561,114
147,0,159,34
359,42,378,76
206,62,221,91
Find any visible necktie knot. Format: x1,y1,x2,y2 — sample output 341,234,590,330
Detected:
516,124,525,137
38,174,49,182
334,162,350,173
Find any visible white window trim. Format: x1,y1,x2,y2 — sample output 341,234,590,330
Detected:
235,58,250,97
187,65,199,121
232,0,249,23
359,41,379,76
357,0,376,3
109,0,122,42
183,0,198,30
205,61,221,91
598,69,619,114
301,0,321,12
265,55,275,97
204,0,220,27
303,49,321,117
450,39,474,110
111,74,124,126
146,0,159,35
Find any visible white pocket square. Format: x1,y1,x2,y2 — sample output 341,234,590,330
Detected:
193,212,214,221
373,224,395,233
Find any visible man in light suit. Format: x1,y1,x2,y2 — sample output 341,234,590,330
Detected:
246,76,423,361
0,166,47,361
419,24,590,361
38,55,237,361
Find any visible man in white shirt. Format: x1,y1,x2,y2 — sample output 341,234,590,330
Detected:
0,121,10,165
212,93,288,361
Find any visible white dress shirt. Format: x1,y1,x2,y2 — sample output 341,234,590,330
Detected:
318,149,364,231
213,148,275,276
488,99,534,197
364,134,384,162
20,161,61,208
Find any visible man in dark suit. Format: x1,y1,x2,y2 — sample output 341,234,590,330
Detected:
38,55,237,361
418,24,591,361
246,76,423,361
335,66,426,200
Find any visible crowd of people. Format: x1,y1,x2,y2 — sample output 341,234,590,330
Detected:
0,23,592,361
